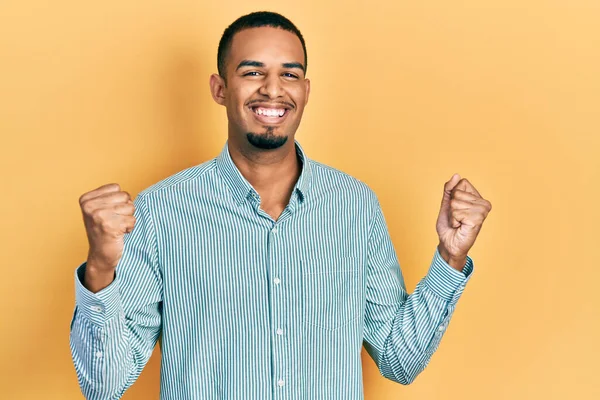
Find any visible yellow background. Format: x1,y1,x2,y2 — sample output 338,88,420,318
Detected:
1,0,598,399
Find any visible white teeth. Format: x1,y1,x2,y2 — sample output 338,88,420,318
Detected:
254,107,286,117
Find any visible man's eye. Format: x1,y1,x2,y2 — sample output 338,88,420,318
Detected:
283,73,298,79
243,71,261,76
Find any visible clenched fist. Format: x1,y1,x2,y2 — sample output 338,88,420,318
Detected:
79,183,136,292
436,174,492,272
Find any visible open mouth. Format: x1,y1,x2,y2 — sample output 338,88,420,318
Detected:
248,106,291,124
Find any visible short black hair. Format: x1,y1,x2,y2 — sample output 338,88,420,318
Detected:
217,11,307,82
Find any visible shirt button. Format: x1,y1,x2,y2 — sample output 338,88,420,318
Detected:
277,379,285,387
272,227,278,234
90,306,103,312
95,351,103,359
438,325,446,332
276,328,283,335
274,277,281,285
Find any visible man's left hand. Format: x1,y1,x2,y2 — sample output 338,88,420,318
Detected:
436,174,492,271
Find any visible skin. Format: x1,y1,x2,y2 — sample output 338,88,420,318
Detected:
436,174,492,271
79,26,491,294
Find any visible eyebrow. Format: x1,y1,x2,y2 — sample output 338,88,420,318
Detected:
282,62,305,72
236,60,305,73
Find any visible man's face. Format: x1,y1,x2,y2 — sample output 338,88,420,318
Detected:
210,27,310,150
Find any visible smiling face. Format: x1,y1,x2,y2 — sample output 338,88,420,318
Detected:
210,27,310,151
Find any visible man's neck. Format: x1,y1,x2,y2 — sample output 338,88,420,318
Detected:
227,137,301,218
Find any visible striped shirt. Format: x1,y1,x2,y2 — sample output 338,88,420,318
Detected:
70,141,474,400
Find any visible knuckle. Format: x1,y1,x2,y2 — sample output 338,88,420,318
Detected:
116,191,130,203
81,201,92,215
122,204,134,216
107,191,125,203
92,210,108,226
455,190,467,199
99,217,113,231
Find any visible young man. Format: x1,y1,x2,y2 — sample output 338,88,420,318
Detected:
71,11,492,400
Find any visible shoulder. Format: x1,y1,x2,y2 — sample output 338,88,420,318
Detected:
307,158,378,207
136,158,217,201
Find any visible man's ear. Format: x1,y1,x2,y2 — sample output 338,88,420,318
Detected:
209,74,227,105
304,78,311,106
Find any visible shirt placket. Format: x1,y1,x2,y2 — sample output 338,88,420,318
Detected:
267,207,294,399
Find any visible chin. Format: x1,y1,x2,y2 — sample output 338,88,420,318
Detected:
246,130,289,150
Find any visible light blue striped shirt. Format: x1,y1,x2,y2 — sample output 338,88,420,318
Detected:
70,141,473,400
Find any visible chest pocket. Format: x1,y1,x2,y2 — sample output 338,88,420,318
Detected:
301,256,362,330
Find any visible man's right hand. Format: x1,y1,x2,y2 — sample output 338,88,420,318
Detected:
79,183,136,292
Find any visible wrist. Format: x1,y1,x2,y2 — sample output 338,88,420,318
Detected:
437,243,467,272
84,262,116,293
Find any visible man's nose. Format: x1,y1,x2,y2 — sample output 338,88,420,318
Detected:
259,73,284,98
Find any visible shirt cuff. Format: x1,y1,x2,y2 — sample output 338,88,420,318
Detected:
423,247,474,302
74,262,122,326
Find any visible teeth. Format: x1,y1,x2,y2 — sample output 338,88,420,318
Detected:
254,107,286,117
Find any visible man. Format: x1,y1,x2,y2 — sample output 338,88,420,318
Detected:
70,11,492,400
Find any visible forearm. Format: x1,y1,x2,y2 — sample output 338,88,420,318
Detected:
367,249,473,385
70,312,132,399
376,280,458,384
70,264,160,399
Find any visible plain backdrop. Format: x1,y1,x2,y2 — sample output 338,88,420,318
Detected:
1,0,598,399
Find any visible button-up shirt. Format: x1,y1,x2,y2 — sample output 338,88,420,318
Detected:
70,141,473,400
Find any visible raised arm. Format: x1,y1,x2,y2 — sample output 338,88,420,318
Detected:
363,174,491,384
70,185,163,399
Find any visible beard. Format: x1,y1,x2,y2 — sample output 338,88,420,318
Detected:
246,127,288,150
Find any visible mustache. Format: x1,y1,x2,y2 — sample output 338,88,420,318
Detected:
246,99,295,109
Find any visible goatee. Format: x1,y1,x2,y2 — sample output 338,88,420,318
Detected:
246,128,288,150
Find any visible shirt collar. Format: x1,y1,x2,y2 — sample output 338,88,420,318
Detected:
215,140,312,205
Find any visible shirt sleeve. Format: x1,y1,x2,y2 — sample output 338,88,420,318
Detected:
362,197,474,385
69,194,163,399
